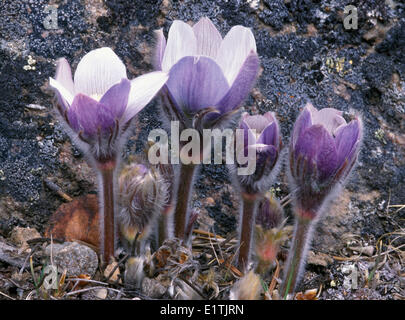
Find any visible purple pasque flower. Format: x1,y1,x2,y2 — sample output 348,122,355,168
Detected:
289,102,362,220
154,17,260,130
237,112,282,194
49,47,168,160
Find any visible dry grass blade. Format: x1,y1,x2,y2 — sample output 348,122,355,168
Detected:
193,229,225,239
388,204,405,213
67,278,109,286
65,286,124,297
0,290,15,300
208,233,221,266
217,258,243,278
268,259,280,293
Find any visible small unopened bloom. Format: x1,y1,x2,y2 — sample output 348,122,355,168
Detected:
254,195,286,275
49,47,168,160
289,102,362,220
230,271,262,300
118,163,168,255
237,112,282,194
234,112,282,271
155,17,260,130
255,194,284,230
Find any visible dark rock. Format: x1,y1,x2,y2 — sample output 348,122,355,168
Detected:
44,241,98,277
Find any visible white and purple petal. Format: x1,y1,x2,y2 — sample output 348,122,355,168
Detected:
243,114,272,134
49,58,75,109
161,20,197,72
216,51,259,114
154,29,167,71
122,71,169,124
99,78,131,121
193,17,222,58
257,121,279,147
334,119,361,168
166,56,229,114
216,25,257,86
74,47,127,98
55,58,75,96
67,94,102,137
292,102,313,148
312,107,346,136
295,125,338,181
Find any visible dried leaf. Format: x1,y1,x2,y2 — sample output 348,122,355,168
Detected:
155,247,172,268
45,194,100,250
295,289,318,300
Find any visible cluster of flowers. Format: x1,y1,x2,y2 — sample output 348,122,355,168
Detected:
49,18,362,298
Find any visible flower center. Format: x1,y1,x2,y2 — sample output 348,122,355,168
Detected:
90,93,103,102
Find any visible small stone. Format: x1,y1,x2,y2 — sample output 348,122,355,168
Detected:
205,197,215,206
10,226,41,248
141,277,167,299
95,288,108,300
45,242,98,277
348,245,374,257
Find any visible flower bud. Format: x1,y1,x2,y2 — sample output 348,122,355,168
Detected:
236,112,282,195
118,163,168,255
230,271,262,300
254,195,286,274
256,194,284,230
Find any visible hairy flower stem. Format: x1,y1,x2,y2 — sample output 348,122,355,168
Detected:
158,205,173,247
281,216,313,298
173,164,197,240
97,160,117,265
237,194,260,272
255,259,271,276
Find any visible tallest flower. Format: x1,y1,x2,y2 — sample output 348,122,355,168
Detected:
49,48,168,264
154,18,260,240
155,17,260,129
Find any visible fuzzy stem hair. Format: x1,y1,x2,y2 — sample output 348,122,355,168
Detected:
97,160,118,265
173,163,197,240
237,193,260,272
158,204,174,247
281,215,314,298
